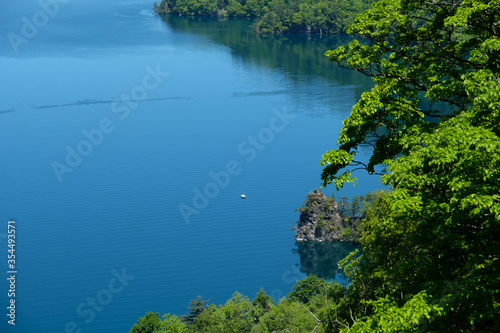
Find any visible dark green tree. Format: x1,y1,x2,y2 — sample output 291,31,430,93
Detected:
251,298,318,332
181,295,209,326
350,196,361,216
288,274,324,304
251,289,274,321
337,196,350,218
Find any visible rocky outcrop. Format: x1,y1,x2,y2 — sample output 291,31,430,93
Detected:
294,189,361,243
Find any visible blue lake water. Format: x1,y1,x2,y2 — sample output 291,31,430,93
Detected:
0,1,378,332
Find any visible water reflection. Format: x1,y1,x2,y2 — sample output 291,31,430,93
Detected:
293,241,358,279
160,16,374,105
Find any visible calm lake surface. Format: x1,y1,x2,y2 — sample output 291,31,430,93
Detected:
0,1,377,332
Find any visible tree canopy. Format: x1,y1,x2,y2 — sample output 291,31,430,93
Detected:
319,0,500,331
320,0,500,189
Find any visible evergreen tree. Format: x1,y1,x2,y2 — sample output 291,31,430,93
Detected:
181,295,209,326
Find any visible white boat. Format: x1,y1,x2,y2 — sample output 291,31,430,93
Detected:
241,194,246,199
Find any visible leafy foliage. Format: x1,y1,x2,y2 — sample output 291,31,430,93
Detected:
318,0,500,331
288,274,324,303
349,292,445,332
251,298,319,332
130,282,353,332
129,312,187,333
321,0,500,188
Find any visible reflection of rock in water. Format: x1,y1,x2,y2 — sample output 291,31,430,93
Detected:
293,241,359,279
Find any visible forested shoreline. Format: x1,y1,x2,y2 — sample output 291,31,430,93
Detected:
153,0,373,34
134,0,500,331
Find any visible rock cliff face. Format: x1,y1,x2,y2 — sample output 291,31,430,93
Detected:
294,189,361,243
